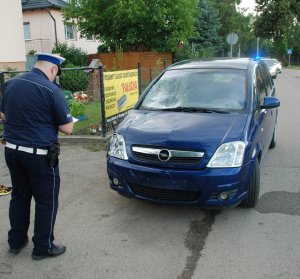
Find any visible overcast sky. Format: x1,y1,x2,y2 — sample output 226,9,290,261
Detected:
238,0,256,14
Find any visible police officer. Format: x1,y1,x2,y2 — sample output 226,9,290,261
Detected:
0,52,74,260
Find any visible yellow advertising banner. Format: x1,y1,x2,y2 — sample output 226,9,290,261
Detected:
104,69,139,120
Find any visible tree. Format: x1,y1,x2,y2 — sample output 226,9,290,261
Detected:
189,0,223,56
210,0,256,56
63,0,198,52
254,0,297,58
210,0,241,38
286,22,300,64
232,12,255,57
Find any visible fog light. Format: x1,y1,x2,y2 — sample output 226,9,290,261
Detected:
218,191,229,201
112,177,119,186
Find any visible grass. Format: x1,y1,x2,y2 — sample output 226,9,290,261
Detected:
287,65,300,70
72,101,102,134
71,85,149,135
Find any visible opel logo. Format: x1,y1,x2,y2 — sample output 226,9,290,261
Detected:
158,149,171,162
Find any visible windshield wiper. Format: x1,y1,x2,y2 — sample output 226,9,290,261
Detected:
160,107,230,114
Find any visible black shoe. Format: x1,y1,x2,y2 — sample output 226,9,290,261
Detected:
32,244,66,260
8,237,29,254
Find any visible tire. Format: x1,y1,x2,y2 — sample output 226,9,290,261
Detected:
269,122,277,149
240,158,260,208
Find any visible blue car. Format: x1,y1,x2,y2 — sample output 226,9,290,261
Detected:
107,58,280,208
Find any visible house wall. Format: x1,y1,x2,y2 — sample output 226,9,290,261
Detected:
23,9,99,55
23,10,54,53
0,0,26,70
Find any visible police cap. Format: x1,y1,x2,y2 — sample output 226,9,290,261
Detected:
35,52,65,66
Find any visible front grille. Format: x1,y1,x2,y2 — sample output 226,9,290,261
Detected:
132,146,204,164
133,151,201,164
130,183,201,202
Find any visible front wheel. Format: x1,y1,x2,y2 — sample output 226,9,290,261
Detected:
240,158,260,208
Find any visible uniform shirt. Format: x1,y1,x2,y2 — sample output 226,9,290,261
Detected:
0,68,72,148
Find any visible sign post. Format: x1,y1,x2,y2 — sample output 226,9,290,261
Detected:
226,32,239,57
287,49,292,67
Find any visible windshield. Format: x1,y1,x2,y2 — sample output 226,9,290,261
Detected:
138,69,247,112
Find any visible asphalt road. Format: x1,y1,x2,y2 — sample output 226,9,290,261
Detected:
1,69,300,279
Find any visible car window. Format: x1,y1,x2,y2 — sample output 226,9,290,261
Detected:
253,83,260,112
259,63,273,96
255,67,267,105
139,69,247,112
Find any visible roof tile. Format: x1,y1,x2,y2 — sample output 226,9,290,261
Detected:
22,0,68,10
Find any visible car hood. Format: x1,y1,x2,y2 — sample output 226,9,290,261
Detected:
118,110,248,161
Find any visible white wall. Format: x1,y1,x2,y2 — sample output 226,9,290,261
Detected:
0,0,26,69
23,9,55,53
23,9,99,55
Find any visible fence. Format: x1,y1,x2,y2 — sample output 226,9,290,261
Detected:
0,63,167,138
88,51,172,83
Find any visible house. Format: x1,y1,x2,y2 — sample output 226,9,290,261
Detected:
0,0,26,71
22,0,100,55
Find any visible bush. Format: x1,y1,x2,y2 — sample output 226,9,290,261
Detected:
52,42,87,66
60,64,89,92
69,100,86,117
173,43,192,62
97,43,111,53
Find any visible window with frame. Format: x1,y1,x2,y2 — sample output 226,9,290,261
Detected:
255,67,267,106
253,81,260,112
23,22,31,40
259,63,273,96
64,24,77,40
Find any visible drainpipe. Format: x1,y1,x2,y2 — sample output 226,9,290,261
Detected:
46,9,58,48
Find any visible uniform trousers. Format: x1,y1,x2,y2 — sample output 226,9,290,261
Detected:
4,147,60,254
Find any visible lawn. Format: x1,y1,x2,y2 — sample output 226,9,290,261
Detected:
72,101,102,135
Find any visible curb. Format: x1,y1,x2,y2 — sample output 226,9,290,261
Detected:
59,134,112,145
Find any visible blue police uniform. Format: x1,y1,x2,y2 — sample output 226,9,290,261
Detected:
1,55,72,256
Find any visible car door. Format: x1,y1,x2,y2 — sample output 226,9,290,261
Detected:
259,64,278,137
259,62,277,145
253,65,272,160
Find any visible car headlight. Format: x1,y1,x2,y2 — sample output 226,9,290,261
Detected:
207,141,245,168
108,133,128,160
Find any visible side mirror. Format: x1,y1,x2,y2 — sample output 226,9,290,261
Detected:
261,96,280,109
